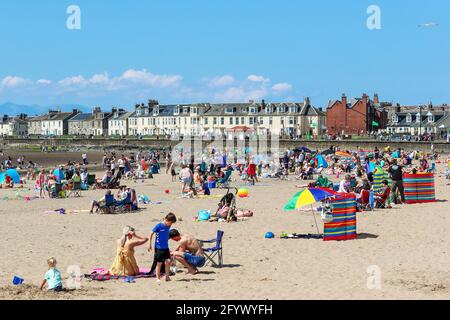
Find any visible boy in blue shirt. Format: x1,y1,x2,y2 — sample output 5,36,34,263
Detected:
148,213,177,282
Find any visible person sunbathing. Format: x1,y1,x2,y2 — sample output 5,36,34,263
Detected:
169,229,205,275
109,226,149,276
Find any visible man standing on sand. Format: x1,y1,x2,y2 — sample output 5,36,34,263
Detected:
388,159,405,204
169,229,205,275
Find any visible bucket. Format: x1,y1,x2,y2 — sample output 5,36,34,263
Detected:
12,276,24,285
208,181,216,189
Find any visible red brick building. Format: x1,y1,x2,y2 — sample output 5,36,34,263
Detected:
326,93,387,135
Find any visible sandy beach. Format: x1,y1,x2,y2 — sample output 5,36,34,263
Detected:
0,159,449,300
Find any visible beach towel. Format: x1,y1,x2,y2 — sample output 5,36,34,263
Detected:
324,194,357,241
85,267,155,281
404,173,436,204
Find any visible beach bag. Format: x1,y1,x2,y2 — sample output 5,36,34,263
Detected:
198,210,211,221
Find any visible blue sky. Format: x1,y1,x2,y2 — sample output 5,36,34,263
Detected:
0,0,449,111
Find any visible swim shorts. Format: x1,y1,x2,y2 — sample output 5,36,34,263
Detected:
183,253,206,268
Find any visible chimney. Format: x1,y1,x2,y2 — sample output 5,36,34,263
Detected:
374,93,379,105
341,94,347,106
304,97,311,106
362,93,368,104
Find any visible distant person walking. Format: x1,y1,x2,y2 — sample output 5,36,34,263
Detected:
82,153,88,165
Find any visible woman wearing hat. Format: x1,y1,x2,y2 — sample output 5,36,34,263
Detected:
109,226,149,276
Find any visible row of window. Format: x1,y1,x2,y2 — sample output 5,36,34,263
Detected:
391,113,435,123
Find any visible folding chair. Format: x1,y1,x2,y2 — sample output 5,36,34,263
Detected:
199,230,224,268
217,170,232,188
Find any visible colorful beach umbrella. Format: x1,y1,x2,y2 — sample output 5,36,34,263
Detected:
284,188,334,211
283,188,334,236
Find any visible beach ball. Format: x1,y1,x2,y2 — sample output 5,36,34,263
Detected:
237,188,249,198
265,232,275,239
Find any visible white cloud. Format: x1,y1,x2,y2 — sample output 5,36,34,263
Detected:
89,73,110,85
1,76,31,88
248,75,270,83
208,75,235,87
58,75,87,87
118,69,182,88
36,79,52,85
272,82,292,92
214,87,267,102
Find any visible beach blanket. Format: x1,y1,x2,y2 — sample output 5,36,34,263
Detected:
85,267,155,281
404,173,436,204
324,194,357,241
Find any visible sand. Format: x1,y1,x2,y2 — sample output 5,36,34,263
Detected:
0,163,449,300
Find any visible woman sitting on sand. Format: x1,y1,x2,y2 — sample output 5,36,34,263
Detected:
109,226,149,276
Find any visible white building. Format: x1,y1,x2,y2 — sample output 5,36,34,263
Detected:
0,115,28,137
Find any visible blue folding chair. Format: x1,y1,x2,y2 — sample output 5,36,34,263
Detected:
199,230,224,268
217,170,232,188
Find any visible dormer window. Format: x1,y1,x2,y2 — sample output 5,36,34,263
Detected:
406,113,412,123
289,106,297,113
225,107,234,114
183,107,189,114
265,106,273,113
249,107,257,114
391,114,398,123
174,107,180,115
191,107,198,114
153,108,159,116
416,113,421,123
136,109,142,116
427,112,434,123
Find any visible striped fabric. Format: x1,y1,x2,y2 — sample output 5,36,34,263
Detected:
373,168,385,194
324,194,357,241
404,173,436,204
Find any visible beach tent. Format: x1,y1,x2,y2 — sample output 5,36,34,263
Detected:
323,193,357,241
315,154,329,169
295,146,313,153
0,169,21,184
404,173,436,204
53,168,65,182
321,149,334,156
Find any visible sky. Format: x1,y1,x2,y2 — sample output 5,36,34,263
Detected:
0,0,449,112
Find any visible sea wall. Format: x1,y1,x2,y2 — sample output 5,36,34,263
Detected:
1,137,449,153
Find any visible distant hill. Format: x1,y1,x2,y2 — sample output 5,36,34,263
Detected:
0,102,91,116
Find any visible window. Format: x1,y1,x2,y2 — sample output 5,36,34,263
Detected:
213,117,217,125
406,113,412,123
235,117,239,125
416,113,421,123
241,117,245,125
289,117,294,125
391,114,398,123
225,107,234,114
204,118,208,125
259,117,264,125
229,118,233,125
427,112,434,123
249,117,254,125
249,107,257,114
289,106,297,113
269,117,273,125
220,117,224,125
